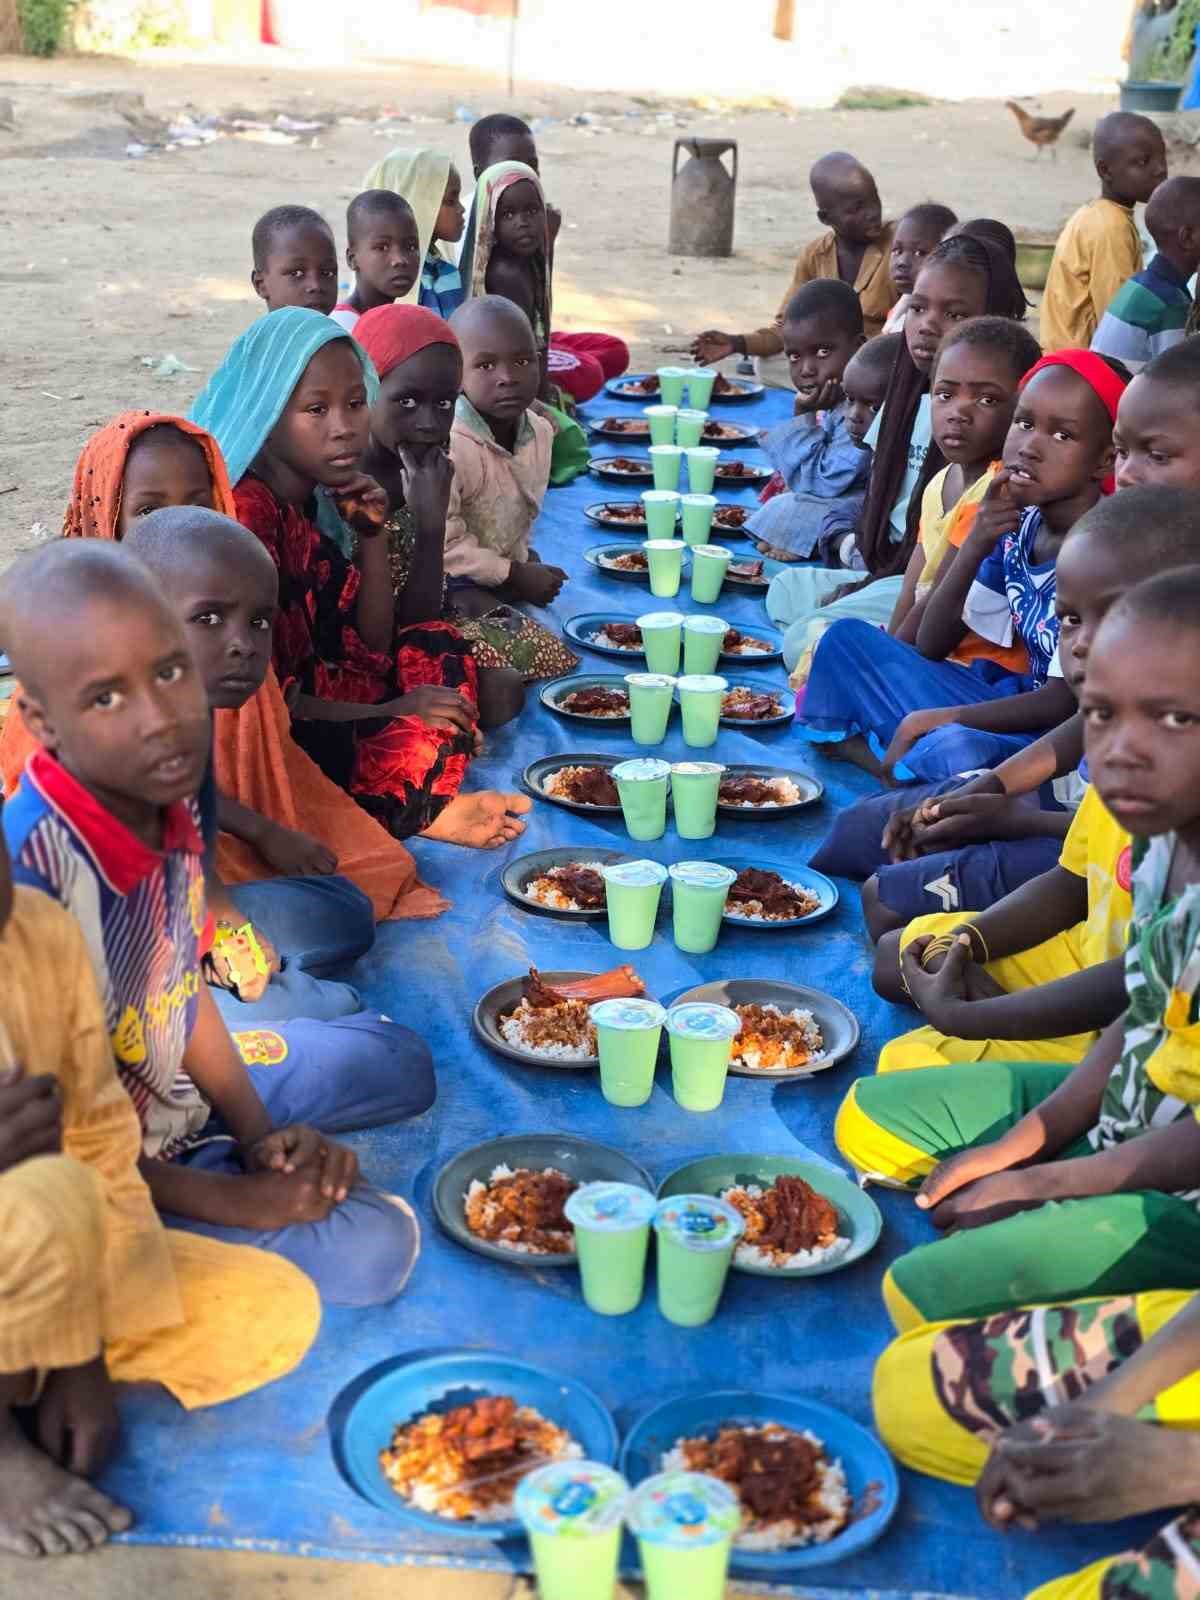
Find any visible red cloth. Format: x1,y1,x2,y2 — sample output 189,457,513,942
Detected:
353,304,461,380
548,332,630,402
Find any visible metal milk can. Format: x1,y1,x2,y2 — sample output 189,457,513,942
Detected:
669,138,738,257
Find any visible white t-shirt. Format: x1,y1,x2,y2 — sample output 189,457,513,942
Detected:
865,393,932,544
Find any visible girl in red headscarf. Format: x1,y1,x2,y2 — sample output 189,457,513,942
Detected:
795,349,1129,784
354,303,526,728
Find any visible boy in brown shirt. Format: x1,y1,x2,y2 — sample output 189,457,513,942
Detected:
693,151,896,373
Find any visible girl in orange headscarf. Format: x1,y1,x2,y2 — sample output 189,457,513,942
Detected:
1,410,445,923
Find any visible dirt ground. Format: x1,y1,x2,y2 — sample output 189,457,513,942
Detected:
0,46,1123,562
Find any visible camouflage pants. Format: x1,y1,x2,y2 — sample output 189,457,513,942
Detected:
872,1290,1200,1600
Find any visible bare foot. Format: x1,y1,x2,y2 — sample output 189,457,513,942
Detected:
420,791,532,850
0,1408,132,1558
821,735,890,782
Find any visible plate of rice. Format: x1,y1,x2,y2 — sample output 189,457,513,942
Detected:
717,680,794,728
563,612,648,659
589,454,655,482
501,847,632,919
719,625,782,665
474,966,649,1067
540,673,634,725
716,764,823,817
585,542,693,585
656,1155,880,1279
521,753,623,814
433,1133,654,1267
620,1390,898,1572
336,1350,619,1538
711,857,839,928
672,979,859,1079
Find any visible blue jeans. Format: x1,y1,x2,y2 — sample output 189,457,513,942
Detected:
167,1012,435,1307
210,874,375,1027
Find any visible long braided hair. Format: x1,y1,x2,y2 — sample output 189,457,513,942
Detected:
857,233,1029,578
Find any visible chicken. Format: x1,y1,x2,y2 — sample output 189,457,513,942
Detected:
1006,102,1076,161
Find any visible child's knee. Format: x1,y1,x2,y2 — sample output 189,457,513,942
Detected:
477,665,526,729
348,1019,436,1120
862,876,904,943
313,1190,421,1307
872,930,907,1001
873,1324,990,1485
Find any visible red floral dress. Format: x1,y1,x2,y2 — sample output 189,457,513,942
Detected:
234,476,478,840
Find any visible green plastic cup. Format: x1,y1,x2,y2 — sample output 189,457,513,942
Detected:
644,405,678,447
675,673,727,749
639,490,679,539
625,672,676,745
679,493,717,547
684,447,719,494
652,1193,745,1325
669,763,725,841
641,539,684,598
516,1460,629,1600
648,445,683,491
601,859,668,951
669,861,737,954
626,1470,740,1599
588,1001,668,1110
656,367,688,407
675,408,708,448
689,543,731,604
682,614,727,676
665,1002,741,1112
637,611,684,675
686,369,718,410
566,1182,657,1313
611,757,671,842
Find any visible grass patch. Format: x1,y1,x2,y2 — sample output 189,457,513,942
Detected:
835,85,934,111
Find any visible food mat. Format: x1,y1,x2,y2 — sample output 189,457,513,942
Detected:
104,386,1148,1598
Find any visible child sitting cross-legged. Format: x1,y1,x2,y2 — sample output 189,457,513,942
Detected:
0,823,319,1561
330,191,422,336
743,281,886,561
796,349,1128,784
444,295,567,613
1,540,435,1308
836,563,1200,1328
250,204,339,318
865,487,1200,1073
191,307,531,851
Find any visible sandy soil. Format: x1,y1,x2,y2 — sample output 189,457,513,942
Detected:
0,48,1120,558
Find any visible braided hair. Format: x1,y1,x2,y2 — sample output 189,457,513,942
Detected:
857,234,1029,578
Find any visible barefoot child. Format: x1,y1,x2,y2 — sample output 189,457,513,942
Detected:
191,307,531,850
742,281,874,560
123,506,378,1027
444,295,566,612
693,151,895,376
360,148,467,317
1,541,436,1307
836,564,1200,1327
329,191,422,335
769,233,1029,679
1091,175,1200,372
883,201,958,334
0,410,444,923
0,830,319,1560
796,349,1126,783
1041,111,1168,353
353,304,527,718
250,205,339,318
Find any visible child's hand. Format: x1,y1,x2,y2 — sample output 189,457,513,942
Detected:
912,792,1032,849
923,1168,1047,1231
333,473,389,538
385,685,478,737
507,560,567,606
794,377,843,415
259,821,338,878
692,330,737,365
245,1126,358,1201
968,469,1022,552
900,932,977,1029
915,1127,1025,1216
0,1069,62,1174
398,445,455,535
236,1167,337,1227
817,579,864,608
881,800,926,861
881,706,957,779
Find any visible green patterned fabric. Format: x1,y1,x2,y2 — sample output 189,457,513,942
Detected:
1102,1509,1200,1598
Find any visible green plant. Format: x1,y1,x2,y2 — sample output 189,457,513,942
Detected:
17,0,75,53
834,85,934,111
1153,0,1200,79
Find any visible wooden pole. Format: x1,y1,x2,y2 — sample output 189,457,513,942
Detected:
508,0,518,95
772,0,795,42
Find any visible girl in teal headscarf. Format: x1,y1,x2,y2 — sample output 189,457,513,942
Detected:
189,308,531,850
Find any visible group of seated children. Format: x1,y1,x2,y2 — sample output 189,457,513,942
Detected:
5,98,1200,1596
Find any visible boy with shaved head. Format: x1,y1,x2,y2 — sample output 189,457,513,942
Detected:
1091,175,1200,372
692,151,896,377
1041,111,1169,353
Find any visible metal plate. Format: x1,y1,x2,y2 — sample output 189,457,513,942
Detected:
671,978,859,1080
500,845,632,920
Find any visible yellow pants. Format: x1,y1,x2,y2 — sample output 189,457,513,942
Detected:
878,912,1098,1073
0,1153,321,1410
874,1291,1200,1600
